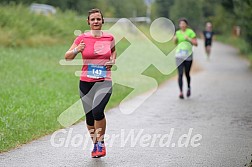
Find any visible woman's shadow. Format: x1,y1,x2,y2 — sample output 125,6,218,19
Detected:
83,158,108,167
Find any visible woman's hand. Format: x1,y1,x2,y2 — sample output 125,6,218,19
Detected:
105,60,115,70
184,35,191,41
184,36,198,46
65,40,86,60
76,40,85,53
105,49,116,70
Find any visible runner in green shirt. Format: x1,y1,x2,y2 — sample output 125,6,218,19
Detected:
173,18,198,99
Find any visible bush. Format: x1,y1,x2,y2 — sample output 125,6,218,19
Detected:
0,4,88,47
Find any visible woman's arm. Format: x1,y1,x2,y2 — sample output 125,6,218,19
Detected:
105,49,116,70
110,49,116,64
65,40,85,60
184,36,198,47
173,36,178,45
190,37,198,46
105,38,116,70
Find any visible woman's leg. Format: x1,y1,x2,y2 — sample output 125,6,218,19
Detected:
94,118,106,142
176,58,184,98
80,80,112,157
205,40,212,57
92,81,112,142
79,81,96,143
86,116,96,143
206,45,211,56
184,60,193,97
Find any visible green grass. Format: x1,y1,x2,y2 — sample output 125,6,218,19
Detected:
0,4,176,152
0,45,79,151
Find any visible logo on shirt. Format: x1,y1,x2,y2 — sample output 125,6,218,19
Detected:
94,41,111,55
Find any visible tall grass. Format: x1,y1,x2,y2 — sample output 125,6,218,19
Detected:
0,4,87,47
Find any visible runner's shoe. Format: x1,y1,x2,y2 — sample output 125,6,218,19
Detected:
91,143,98,158
186,88,191,97
96,141,106,157
179,92,184,99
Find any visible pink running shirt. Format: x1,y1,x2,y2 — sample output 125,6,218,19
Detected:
74,32,115,82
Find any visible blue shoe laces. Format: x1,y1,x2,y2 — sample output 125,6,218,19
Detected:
92,143,97,152
97,142,104,152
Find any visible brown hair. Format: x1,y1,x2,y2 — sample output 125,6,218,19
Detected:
87,8,104,24
178,17,188,25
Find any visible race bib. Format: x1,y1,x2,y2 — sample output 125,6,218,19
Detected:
87,64,107,79
206,32,211,39
176,49,189,58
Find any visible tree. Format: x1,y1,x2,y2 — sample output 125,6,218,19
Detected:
201,0,219,19
233,0,252,48
221,0,252,50
102,0,146,18
169,0,203,31
154,0,175,18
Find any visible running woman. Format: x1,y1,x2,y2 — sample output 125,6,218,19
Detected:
203,22,214,58
173,18,198,99
64,8,116,158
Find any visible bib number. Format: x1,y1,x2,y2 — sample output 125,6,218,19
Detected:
176,49,189,58
206,32,211,39
87,64,107,79
179,49,188,56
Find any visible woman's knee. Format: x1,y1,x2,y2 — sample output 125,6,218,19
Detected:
86,112,94,126
92,108,105,121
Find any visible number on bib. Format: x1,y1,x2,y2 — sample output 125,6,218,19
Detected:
87,64,107,79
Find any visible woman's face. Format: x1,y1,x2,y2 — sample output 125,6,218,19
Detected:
88,12,103,30
179,21,187,31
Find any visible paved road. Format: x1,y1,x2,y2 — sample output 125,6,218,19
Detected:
1,40,252,167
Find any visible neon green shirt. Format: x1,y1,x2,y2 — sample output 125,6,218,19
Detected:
175,28,196,59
